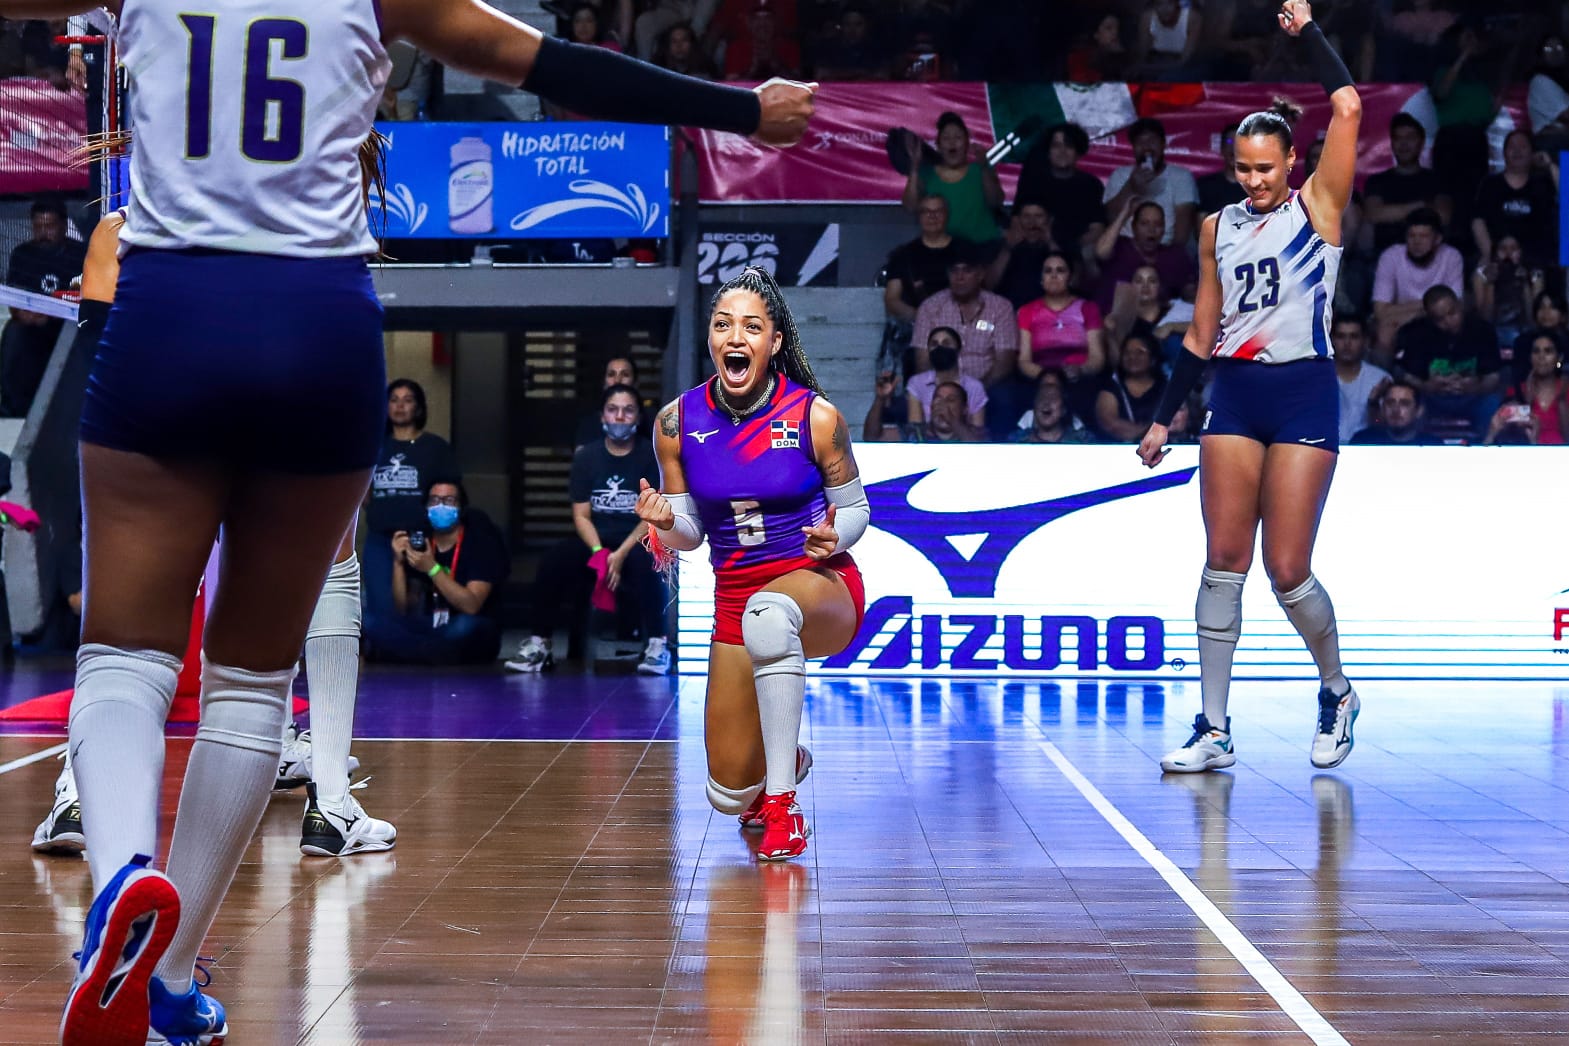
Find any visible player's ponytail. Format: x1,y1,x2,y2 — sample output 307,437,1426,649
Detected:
1237,96,1301,153
710,266,826,396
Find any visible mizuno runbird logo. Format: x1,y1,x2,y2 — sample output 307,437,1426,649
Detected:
864,468,1197,598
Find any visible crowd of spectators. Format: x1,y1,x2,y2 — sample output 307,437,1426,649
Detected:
876,95,1563,445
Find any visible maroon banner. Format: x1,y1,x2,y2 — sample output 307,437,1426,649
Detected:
692,82,1529,204
0,77,89,195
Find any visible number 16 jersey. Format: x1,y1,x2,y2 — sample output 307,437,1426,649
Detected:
118,0,389,257
679,376,828,574
1212,190,1342,364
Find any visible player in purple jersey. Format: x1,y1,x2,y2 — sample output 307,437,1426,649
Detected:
637,268,871,862
1138,0,1363,776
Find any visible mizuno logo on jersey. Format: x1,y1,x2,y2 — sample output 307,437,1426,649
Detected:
770,419,800,449
689,429,719,443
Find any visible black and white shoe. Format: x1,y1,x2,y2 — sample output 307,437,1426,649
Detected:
31,762,85,855
275,722,361,791
300,783,396,857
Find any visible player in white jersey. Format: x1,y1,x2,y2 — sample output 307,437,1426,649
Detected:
1137,0,1363,777
1,0,817,1041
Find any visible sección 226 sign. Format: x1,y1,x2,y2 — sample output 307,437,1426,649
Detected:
675,445,1569,680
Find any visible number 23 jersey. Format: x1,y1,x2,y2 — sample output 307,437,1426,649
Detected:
1213,190,1342,363
679,377,828,574
117,0,390,257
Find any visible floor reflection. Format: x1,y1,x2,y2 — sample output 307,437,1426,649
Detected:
700,861,810,1045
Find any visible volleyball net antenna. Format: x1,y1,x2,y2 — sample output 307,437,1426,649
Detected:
0,11,120,318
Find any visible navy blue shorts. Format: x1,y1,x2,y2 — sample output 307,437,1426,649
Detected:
1201,357,1340,452
80,248,386,474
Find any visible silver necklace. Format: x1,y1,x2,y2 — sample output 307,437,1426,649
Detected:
714,373,775,424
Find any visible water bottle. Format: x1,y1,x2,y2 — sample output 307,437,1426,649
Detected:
448,136,493,235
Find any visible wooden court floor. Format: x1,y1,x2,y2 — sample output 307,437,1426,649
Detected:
2,673,1568,1044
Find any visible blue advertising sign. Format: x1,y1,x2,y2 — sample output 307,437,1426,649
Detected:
371,122,670,239
1562,152,1568,267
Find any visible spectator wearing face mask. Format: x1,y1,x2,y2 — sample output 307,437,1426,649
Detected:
574,355,653,446
905,326,987,432
366,477,511,664
509,384,670,675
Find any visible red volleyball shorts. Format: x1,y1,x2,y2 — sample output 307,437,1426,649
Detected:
712,552,865,646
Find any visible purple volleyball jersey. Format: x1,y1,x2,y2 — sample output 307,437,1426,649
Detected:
678,376,828,573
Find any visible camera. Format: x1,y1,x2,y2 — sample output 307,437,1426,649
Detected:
408,531,427,552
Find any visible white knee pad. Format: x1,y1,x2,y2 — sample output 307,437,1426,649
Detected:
1195,568,1245,645
195,656,295,757
741,590,805,679
69,643,183,734
706,776,763,815
307,553,362,640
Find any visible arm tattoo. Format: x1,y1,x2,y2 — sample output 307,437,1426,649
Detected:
831,414,848,455
659,406,679,438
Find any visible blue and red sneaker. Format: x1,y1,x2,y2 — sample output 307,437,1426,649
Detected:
60,854,181,1046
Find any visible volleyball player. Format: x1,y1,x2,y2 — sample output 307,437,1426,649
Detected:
636,267,870,862
2,1,817,1040
1139,0,1362,774
27,206,390,863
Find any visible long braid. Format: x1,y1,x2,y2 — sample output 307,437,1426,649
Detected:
710,266,825,396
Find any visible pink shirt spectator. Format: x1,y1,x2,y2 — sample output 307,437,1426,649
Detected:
912,290,1019,383
1372,243,1464,305
906,370,988,418
1017,298,1103,368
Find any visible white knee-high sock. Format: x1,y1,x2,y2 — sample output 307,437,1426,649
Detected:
1275,574,1349,693
304,553,362,804
68,644,182,893
1196,568,1246,728
156,657,293,991
742,591,807,796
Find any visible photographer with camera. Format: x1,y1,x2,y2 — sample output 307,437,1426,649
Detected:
364,477,510,664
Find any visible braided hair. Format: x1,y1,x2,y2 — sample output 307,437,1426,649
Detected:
710,266,825,396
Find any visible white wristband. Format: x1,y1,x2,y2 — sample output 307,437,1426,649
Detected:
661,492,705,552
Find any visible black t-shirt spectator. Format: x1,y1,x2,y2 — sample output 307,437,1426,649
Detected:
1196,171,1247,217
407,509,509,619
569,438,659,549
5,237,85,297
1012,163,1106,253
884,237,966,310
367,432,458,534
1101,373,1167,427
1363,167,1444,253
1394,315,1501,381
994,241,1055,310
1349,425,1443,445
1473,171,1559,269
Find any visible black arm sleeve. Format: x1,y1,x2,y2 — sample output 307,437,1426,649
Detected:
1153,347,1208,427
522,35,761,135
1298,22,1353,98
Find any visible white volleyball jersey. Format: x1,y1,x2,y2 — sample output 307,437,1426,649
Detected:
1211,191,1341,363
117,0,389,257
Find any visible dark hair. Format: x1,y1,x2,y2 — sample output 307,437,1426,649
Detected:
918,192,949,211
1132,200,1166,227
1528,331,1565,357
604,355,638,382
1406,207,1442,233
1421,284,1459,310
928,325,963,350
1503,128,1535,154
1330,312,1366,332
933,379,969,408
424,475,468,508
709,266,824,395
601,382,641,413
1533,289,1567,320
1382,378,1421,408
386,378,429,433
1040,249,1076,281
1119,331,1159,376
1389,112,1425,140
29,197,66,222
1127,117,1166,143
1035,366,1069,390
1044,121,1090,157
1236,98,1302,152
936,111,968,137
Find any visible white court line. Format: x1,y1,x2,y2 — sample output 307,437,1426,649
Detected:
0,742,68,776
1037,740,1351,1046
